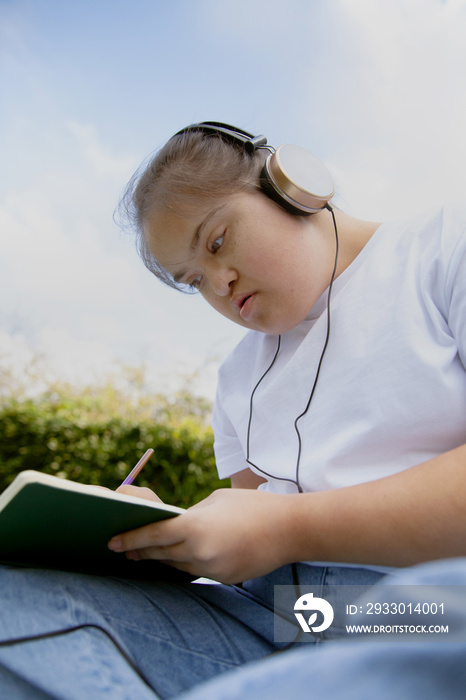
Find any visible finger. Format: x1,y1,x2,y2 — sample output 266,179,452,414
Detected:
124,541,188,563
115,485,163,503
108,518,184,553
126,551,197,576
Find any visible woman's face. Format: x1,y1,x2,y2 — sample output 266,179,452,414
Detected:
144,191,337,335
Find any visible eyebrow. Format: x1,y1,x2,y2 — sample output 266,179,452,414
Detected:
172,205,226,284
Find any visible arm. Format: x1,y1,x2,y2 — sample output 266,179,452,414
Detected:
288,442,466,568
108,443,466,583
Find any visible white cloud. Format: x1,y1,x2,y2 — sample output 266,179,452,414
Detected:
324,0,466,219
0,121,167,361
66,120,136,180
0,174,148,309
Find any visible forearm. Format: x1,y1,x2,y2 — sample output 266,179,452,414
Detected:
108,444,466,583
282,443,466,567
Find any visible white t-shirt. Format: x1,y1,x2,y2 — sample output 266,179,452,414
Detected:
212,205,466,497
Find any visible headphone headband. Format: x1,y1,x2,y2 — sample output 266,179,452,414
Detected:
173,121,268,154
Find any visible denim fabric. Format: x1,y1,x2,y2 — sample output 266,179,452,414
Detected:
0,563,384,699
178,558,466,700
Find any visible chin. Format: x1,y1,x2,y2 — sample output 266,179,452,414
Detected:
222,311,303,335
256,318,303,336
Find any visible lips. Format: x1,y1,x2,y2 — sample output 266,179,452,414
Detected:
233,292,253,312
231,290,258,322
238,293,256,320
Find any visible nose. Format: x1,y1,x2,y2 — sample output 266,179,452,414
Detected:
205,261,237,297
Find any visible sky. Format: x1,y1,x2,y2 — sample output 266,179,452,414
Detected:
1,0,466,400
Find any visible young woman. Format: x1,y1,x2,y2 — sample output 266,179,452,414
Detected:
0,122,465,699
111,122,466,581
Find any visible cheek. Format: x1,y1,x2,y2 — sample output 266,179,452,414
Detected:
200,289,230,314
243,240,287,278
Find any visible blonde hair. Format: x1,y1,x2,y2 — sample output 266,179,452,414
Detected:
118,129,266,290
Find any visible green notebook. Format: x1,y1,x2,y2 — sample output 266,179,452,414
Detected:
0,470,187,579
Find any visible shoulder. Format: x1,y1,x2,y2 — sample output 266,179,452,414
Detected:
405,203,466,274
366,204,466,278
381,203,466,320
384,203,466,248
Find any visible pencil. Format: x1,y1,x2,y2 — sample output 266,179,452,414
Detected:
120,448,154,486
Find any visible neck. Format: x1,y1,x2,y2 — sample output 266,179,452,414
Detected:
317,208,381,278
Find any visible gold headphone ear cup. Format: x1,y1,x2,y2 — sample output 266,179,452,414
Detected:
262,144,335,214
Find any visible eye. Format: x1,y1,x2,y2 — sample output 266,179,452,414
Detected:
188,275,203,290
210,232,225,254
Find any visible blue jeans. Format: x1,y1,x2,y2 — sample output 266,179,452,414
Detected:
179,557,466,700
0,562,382,699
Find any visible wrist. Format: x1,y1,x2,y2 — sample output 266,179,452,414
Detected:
274,492,323,564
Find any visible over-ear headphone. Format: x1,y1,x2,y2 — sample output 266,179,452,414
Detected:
173,121,335,216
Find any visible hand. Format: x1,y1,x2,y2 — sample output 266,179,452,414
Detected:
108,488,297,583
115,484,164,504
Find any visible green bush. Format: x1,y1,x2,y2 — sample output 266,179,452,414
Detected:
0,393,227,508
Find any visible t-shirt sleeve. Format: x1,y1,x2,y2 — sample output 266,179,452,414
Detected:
211,390,249,480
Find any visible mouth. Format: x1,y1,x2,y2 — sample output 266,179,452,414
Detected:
237,293,256,321
233,293,252,311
